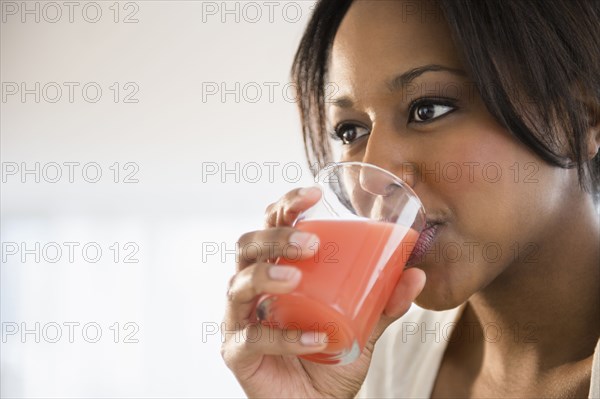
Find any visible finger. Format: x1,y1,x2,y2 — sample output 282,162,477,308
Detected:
264,186,321,228
226,262,302,323
369,268,426,344
221,323,327,376
236,227,319,270
383,267,426,318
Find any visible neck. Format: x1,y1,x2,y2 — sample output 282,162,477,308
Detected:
467,196,600,374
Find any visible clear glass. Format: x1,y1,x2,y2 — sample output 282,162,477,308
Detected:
256,162,426,365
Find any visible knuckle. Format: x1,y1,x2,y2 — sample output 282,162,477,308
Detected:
226,273,236,289
270,225,290,236
226,284,237,303
240,323,263,349
276,207,285,225
226,272,244,303
267,189,304,226
264,203,276,223
226,274,237,300
284,188,302,202
237,231,254,246
220,342,236,370
268,227,294,249
238,240,260,263
264,202,276,213
220,342,228,362
225,273,239,302
228,267,258,304
250,263,266,288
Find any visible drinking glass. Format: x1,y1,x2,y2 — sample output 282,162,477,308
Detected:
256,161,426,365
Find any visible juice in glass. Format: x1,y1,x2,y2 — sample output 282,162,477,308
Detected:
257,218,419,364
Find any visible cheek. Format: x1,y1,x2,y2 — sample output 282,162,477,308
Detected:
424,118,563,243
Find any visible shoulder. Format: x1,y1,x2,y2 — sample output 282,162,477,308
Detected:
357,304,465,399
590,337,600,398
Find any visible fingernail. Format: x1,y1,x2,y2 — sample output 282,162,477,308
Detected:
300,331,327,346
298,186,321,197
290,231,319,249
268,265,301,282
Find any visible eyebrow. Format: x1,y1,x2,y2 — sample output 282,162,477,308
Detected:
329,64,467,108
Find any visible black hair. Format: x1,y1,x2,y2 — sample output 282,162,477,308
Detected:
291,0,600,201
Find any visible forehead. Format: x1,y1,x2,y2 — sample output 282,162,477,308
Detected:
329,0,464,89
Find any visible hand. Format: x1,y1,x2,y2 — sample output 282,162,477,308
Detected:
221,187,426,398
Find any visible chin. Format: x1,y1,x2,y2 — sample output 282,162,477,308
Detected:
414,291,466,311
410,263,474,311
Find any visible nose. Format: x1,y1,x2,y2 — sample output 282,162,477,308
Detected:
358,165,399,196
347,162,423,228
360,128,418,189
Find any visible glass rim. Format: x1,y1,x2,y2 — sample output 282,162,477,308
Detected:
315,161,426,216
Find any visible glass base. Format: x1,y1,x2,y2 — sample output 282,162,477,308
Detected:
256,294,362,365
299,339,361,365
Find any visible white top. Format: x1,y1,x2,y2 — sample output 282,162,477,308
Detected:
358,304,600,398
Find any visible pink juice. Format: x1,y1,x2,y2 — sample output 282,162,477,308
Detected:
258,219,419,364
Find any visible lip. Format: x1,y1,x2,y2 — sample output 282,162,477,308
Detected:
406,221,442,266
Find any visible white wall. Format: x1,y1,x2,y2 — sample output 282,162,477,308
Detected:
1,1,317,397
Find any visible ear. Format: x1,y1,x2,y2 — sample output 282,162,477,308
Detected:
584,98,600,160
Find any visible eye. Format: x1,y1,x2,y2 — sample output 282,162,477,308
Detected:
408,99,457,123
330,123,370,145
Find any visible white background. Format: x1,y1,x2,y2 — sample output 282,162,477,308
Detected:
1,1,317,397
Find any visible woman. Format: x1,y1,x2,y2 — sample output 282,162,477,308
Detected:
222,0,600,397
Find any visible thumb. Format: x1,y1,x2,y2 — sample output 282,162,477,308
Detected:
369,267,426,345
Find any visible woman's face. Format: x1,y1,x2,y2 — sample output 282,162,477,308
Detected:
327,0,578,309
